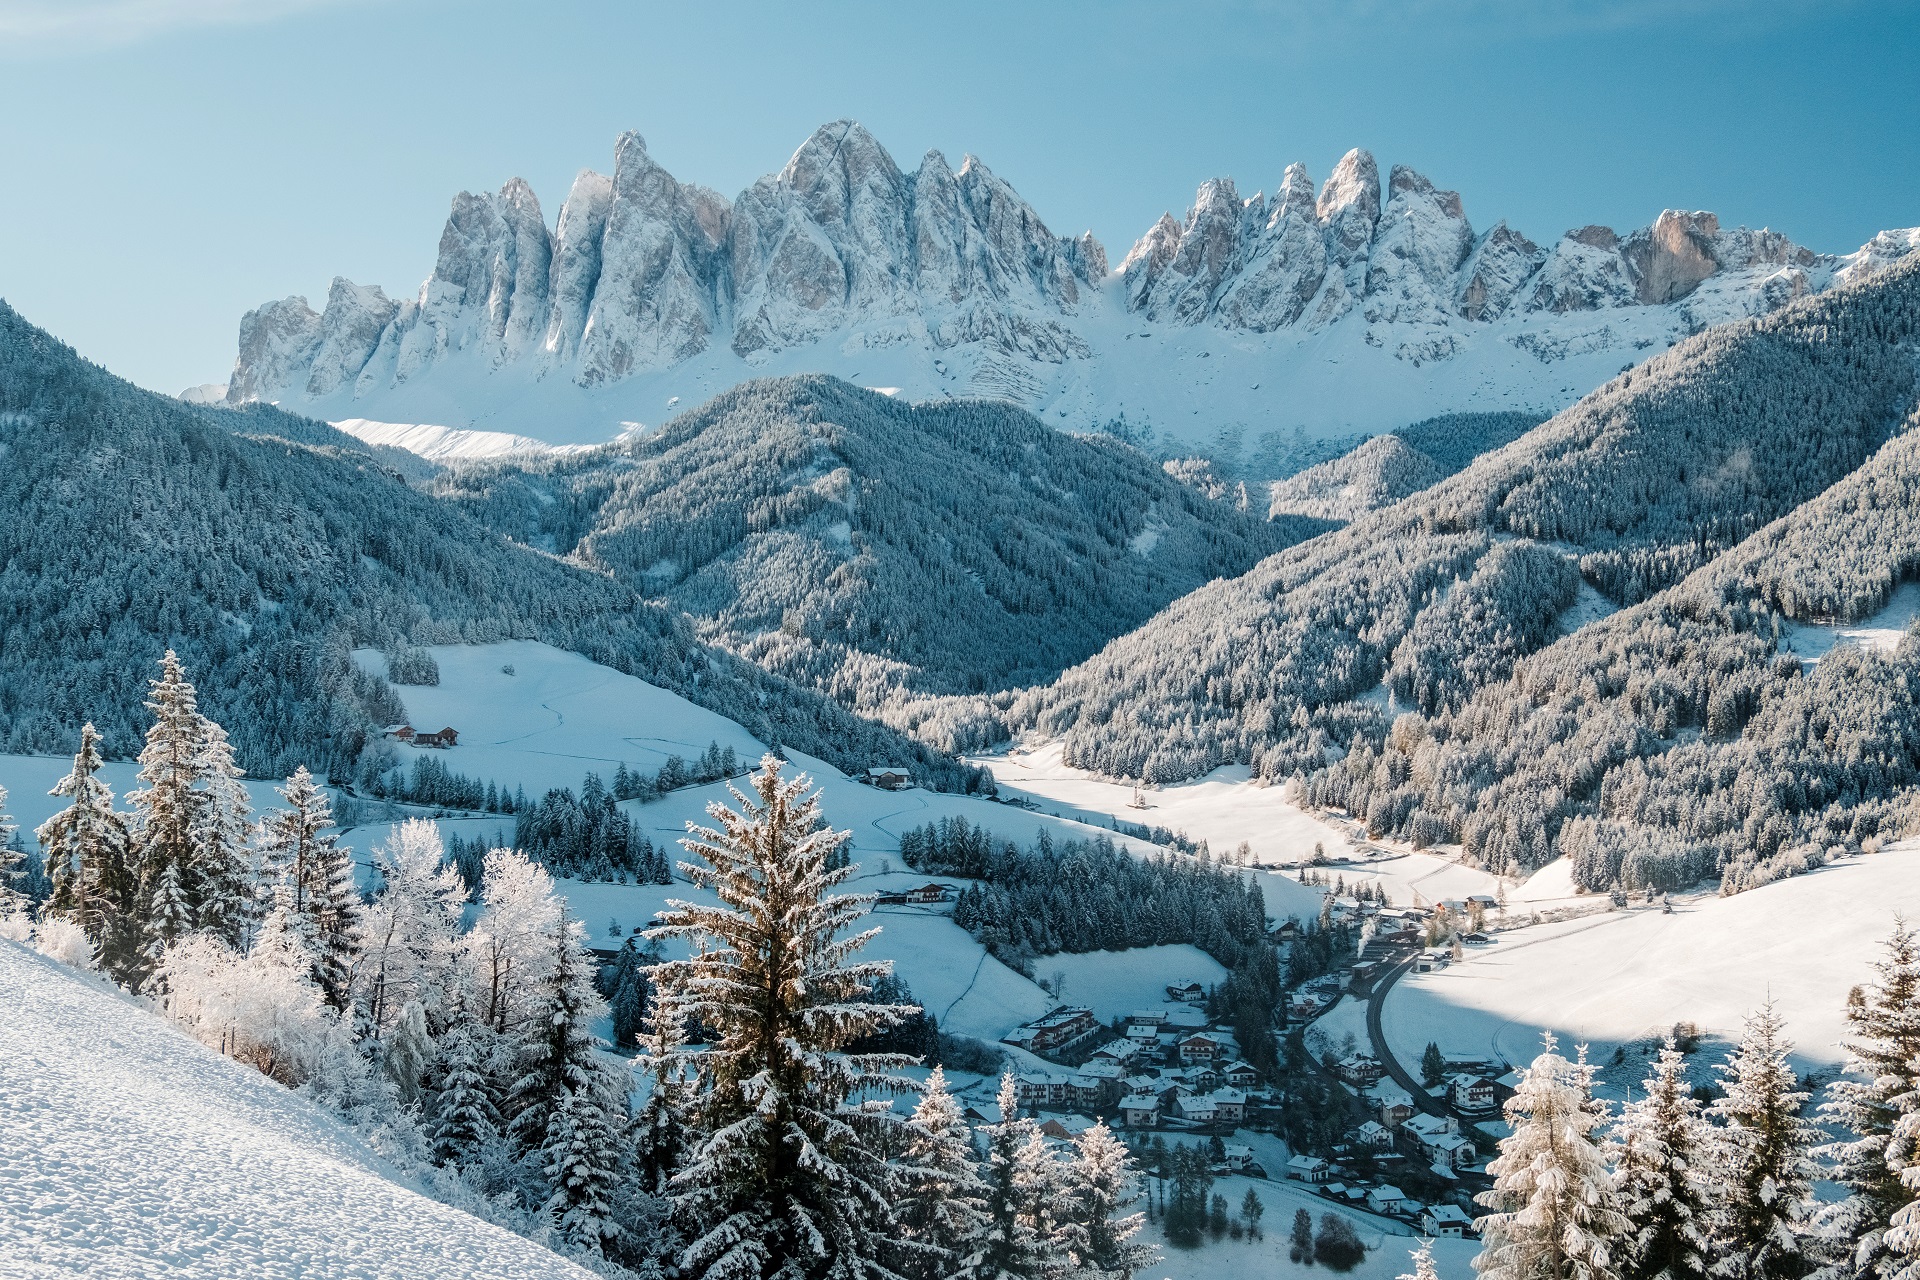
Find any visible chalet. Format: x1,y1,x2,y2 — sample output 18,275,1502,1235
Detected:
1121,1094,1162,1128
1286,1155,1330,1183
1038,1116,1095,1141
1090,1038,1147,1065
1223,1060,1261,1089
1438,899,1468,915
1406,1113,1474,1169
1124,1022,1160,1042
1270,919,1301,943
1174,1063,1222,1092
1287,990,1334,1021
1375,1085,1416,1128
1178,1033,1226,1063
381,724,415,742
1415,950,1450,974
1467,894,1499,912
1208,1087,1247,1124
1176,1093,1218,1124
1334,1054,1384,1086
1012,1072,1071,1110
1002,1006,1099,1054
1423,1205,1474,1238
1366,1185,1410,1216
1166,981,1207,1003
903,883,952,904
413,726,459,749
1069,1073,1118,1110
1121,1074,1159,1096
865,766,912,790
1221,1143,1255,1172
1355,1120,1393,1149
1128,1009,1169,1027
1448,1074,1499,1115
1463,931,1494,947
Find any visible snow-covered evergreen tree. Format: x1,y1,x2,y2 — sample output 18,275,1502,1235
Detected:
1614,1038,1711,1280
1810,921,1920,1280
1709,1002,1818,1280
1012,1131,1068,1280
1475,1033,1629,1280
646,754,914,1280
255,767,358,1008
189,719,253,948
508,911,625,1256
1404,1239,1443,1280
427,1015,504,1165
1058,1121,1154,1280
358,819,465,1056
896,1066,990,1280
36,723,137,976
126,651,205,970
980,1072,1060,1280
0,783,22,918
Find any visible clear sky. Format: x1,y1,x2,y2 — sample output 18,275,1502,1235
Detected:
2,0,1916,394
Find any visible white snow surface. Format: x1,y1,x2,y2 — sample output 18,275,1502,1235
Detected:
330,417,567,461
1382,843,1920,1073
0,938,593,1280
1784,580,1920,663
1029,945,1228,1021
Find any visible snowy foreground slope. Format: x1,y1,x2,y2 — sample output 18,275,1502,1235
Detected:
0,940,593,1280
1383,843,1920,1073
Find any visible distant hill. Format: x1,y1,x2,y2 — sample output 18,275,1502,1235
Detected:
430,376,1325,748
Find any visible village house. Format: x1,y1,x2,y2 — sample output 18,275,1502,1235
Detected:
1208,1087,1247,1125
1221,1143,1255,1172
1355,1120,1393,1149
1415,950,1450,973
1367,1185,1410,1216
1374,1084,1416,1128
1121,1093,1161,1128
1222,1059,1261,1089
1467,894,1499,912
1012,1072,1071,1110
1002,1006,1099,1054
903,883,951,904
1286,1155,1330,1183
1176,1093,1218,1125
1178,1033,1226,1063
1335,1054,1385,1086
413,726,458,749
381,724,414,742
1423,1205,1474,1238
1448,1074,1499,1115
1091,1037,1147,1066
1165,981,1207,1003
865,766,912,790
1405,1112,1475,1170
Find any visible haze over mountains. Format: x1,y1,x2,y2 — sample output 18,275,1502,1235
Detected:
218,121,1920,464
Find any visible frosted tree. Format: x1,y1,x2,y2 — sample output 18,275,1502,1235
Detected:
980,1073,1060,1280
511,911,625,1257
895,1066,991,1280
126,651,205,967
1812,922,1920,1280
1474,1033,1629,1280
1404,1239,1443,1280
427,1016,504,1165
357,819,466,1054
255,768,358,1008
0,783,22,918
1058,1120,1155,1280
36,724,138,977
1614,1038,1710,1280
646,754,914,1280
1709,1002,1818,1280
463,847,562,1040
189,719,253,948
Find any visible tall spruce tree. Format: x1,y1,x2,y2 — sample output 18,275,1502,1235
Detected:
255,767,358,1008
1059,1121,1154,1280
36,724,139,979
126,651,205,969
980,1072,1062,1280
427,1014,504,1165
1475,1033,1629,1280
1615,1038,1711,1280
1710,1003,1818,1280
189,720,253,948
646,754,914,1280
896,1066,990,1280
1812,922,1920,1280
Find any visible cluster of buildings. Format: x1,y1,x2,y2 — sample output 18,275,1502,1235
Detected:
998,1004,1270,1130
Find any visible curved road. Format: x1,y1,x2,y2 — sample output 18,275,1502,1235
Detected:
1364,956,1451,1118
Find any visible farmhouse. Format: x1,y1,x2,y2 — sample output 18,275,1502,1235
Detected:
1222,1059,1261,1088
903,883,952,904
1448,1074,1499,1114
1178,1033,1225,1063
413,726,459,749
1121,1094,1161,1128
865,766,912,790
1423,1205,1474,1237
1166,981,1207,1003
1286,1155,1330,1183
1335,1054,1384,1086
1366,1185,1409,1216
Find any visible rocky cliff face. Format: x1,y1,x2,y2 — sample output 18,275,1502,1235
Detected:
230,121,1099,405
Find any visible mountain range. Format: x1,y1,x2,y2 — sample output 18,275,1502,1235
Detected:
216,121,1920,467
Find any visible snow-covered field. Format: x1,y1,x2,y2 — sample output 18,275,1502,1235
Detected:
1382,843,1920,1072
0,939,593,1280
1030,946,1227,1022
1785,580,1920,663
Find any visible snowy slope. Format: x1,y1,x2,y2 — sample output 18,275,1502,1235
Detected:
224,121,1920,459
1381,842,1920,1072
0,939,594,1280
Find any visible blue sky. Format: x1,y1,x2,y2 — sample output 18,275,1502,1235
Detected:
2,0,1915,394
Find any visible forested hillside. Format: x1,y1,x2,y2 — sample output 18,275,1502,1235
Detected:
431,376,1321,746
1308,409,1920,892
0,303,976,788
1013,256,1920,785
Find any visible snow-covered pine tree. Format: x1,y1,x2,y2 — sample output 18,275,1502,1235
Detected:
1614,1038,1711,1280
0,783,22,918
1709,1002,1819,1280
1475,1033,1630,1280
633,962,695,1204
646,754,914,1280
36,723,138,976
126,651,206,970
1058,1121,1155,1280
1013,1130,1068,1278
895,1066,991,1280
980,1072,1062,1280
188,718,253,948
358,819,466,1057
255,767,359,1009
509,909,626,1256
427,1014,505,1165
1403,1239,1442,1280
1810,922,1920,1280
